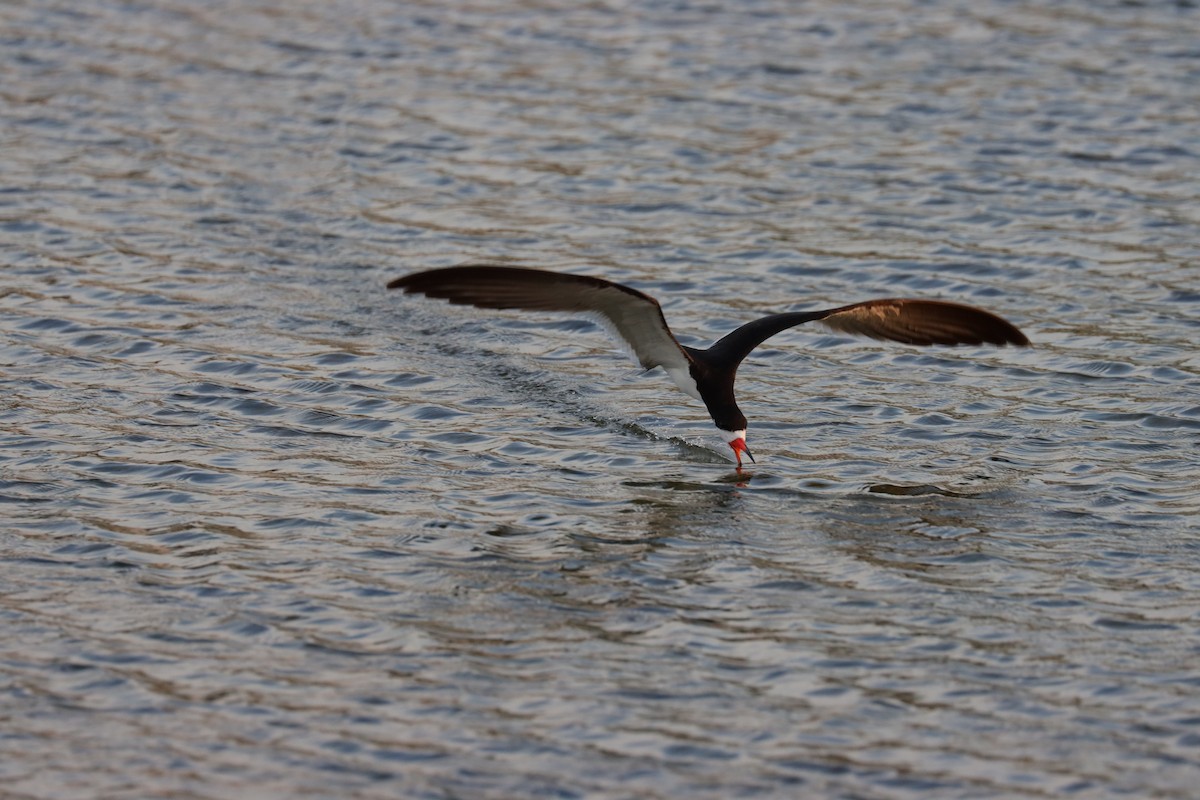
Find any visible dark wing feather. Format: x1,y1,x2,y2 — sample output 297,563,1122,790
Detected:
388,265,690,371
706,298,1028,369
817,299,1030,347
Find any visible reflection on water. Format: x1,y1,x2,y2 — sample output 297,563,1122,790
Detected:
2,0,1200,797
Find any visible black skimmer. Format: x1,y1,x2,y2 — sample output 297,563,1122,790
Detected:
388,265,1029,467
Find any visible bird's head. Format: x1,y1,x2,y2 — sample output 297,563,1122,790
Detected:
727,429,754,468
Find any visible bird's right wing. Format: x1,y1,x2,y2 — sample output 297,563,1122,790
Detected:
816,298,1030,347
388,265,691,373
707,298,1029,368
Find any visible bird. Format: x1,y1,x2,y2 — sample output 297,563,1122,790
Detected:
387,265,1029,467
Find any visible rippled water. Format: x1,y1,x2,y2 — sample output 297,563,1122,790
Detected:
3,0,1200,797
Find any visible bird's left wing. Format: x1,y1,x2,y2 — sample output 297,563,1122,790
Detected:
388,265,691,372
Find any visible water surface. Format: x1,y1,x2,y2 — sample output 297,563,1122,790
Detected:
2,1,1200,797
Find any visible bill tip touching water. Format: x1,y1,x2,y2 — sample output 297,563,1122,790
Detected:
388,265,1030,468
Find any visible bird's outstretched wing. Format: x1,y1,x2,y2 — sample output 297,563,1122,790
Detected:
707,298,1029,367
388,265,691,372
819,298,1030,346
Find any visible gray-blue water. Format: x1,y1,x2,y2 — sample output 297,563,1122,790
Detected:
3,1,1200,797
